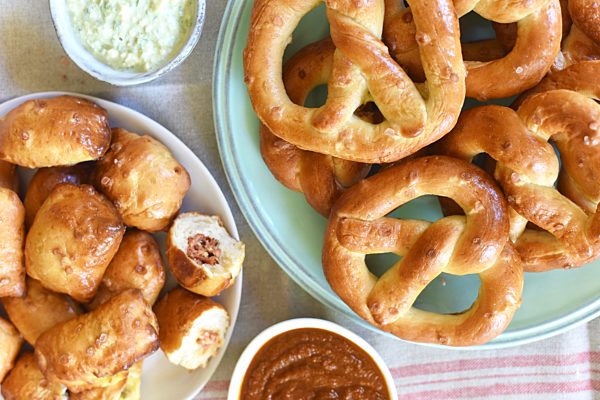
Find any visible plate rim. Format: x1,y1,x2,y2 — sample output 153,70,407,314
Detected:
0,91,242,398
212,0,600,350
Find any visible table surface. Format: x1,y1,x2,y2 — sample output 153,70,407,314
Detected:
2,1,600,399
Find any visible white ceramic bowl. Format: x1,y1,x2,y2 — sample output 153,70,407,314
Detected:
228,318,398,400
48,0,206,86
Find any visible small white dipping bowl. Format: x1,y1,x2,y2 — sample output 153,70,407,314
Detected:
48,0,205,86
228,318,398,399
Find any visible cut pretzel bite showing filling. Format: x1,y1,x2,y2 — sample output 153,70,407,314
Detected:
167,213,244,297
154,287,229,370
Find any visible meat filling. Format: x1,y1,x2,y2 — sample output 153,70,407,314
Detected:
187,234,221,266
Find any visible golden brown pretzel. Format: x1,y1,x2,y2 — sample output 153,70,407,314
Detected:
560,25,600,68
323,156,523,346
0,160,18,192
516,60,600,106
0,96,111,168
383,0,562,100
436,84,600,271
552,0,599,69
245,0,465,163
569,0,600,44
260,39,370,216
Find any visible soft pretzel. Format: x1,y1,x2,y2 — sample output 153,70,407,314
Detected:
88,229,165,310
25,184,125,303
515,60,600,106
260,39,370,216
0,187,25,298
0,96,111,168
383,0,562,100
0,317,22,382
0,160,18,192
1,352,68,400
35,289,159,393
436,85,600,271
569,0,600,44
24,163,94,228
2,278,82,345
323,156,523,346
245,0,465,163
551,0,600,69
558,25,600,69
94,128,191,232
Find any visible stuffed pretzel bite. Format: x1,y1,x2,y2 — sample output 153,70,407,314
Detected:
0,96,111,168
1,352,67,400
35,289,159,393
0,160,18,192
154,287,229,370
0,187,25,298
167,213,244,297
95,128,190,232
88,230,166,310
70,362,142,400
2,278,82,345
25,183,125,303
119,362,142,400
68,377,127,400
24,163,94,227
0,317,22,382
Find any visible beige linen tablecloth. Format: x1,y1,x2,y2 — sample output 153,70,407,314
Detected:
1,2,600,399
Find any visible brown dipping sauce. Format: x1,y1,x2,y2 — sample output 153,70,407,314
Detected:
240,328,390,400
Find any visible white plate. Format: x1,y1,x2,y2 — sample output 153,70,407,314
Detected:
0,92,241,399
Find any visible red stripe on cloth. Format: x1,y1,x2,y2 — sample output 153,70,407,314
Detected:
397,371,578,388
203,379,229,391
391,352,600,378
402,380,600,399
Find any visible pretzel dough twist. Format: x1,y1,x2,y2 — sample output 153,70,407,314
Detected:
323,156,523,346
437,66,600,271
244,0,465,163
260,40,370,216
383,0,562,100
569,0,600,44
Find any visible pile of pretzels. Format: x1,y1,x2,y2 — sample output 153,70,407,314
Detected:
244,0,600,346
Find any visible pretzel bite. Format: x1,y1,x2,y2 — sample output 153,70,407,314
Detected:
0,160,18,192
25,183,125,302
154,287,229,370
0,188,25,298
167,213,244,297
0,317,22,382
88,230,166,310
35,289,159,393
95,128,191,232
1,352,67,400
2,278,82,345
69,376,127,400
24,162,94,227
0,96,111,168
69,362,141,400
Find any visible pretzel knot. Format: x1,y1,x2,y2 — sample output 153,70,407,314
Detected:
437,63,600,271
323,156,523,346
244,0,465,163
260,40,370,216
383,0,562,100
558,0,600,70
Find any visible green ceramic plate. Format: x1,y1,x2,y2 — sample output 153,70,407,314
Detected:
213,1,600,348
